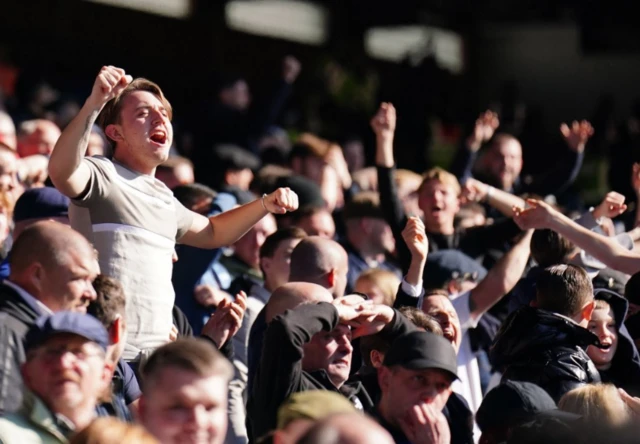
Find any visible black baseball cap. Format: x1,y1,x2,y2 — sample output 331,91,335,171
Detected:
423,250,487,291
476,381,581,432
25,312,110,353
383,331,458,381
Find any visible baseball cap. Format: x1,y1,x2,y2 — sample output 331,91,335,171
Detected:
383,331,458,381
24,312,109,353
423,250,488,291
277,390,358,430
476,381,581,432
13,186,70,222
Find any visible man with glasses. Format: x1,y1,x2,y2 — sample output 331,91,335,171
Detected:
0,312,112,443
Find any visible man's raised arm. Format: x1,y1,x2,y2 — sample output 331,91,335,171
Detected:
48,66,131,198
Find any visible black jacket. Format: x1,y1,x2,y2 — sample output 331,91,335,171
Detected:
0,283,41,413
490,307,601,402
247,302,415,442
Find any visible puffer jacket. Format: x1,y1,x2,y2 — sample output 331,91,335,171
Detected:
490,306,601,402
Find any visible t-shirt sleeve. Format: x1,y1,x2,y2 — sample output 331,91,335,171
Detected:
72,156,113,206
174,198,196,241
120,361,142,404
451,291,479,331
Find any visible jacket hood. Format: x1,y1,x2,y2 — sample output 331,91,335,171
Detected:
491,306,600,369
594,288,628,329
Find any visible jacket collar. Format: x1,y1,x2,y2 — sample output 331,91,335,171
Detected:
20,391,76,442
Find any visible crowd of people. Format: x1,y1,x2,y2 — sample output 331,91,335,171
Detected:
0,54,639,444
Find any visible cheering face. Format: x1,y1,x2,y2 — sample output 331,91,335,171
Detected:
418,180,460,233
485,139,522,191
587,307,618,370
421,295,462,353
112,90,173,168
141,369,229,444
302,324,353,388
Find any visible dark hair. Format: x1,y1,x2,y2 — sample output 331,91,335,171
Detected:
97,78,172,149
172,183,216,210
87,275,126,328
142,338,233,390
156,155,193,172
290,205,328,224
536,265,594,317
260,227,308,259
531,229,576,268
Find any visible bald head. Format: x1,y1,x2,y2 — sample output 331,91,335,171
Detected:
289,236,349,297
298,413,394,444
265,282,333,322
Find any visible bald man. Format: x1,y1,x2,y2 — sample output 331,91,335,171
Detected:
0,221,100,412
298,413,394,444
247,283,414,441
289,236,349,299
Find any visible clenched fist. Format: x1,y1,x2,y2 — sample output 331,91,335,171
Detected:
371,102,396,141
88,65,132,108
263,187,299,214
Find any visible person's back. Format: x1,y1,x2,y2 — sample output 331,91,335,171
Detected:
491,264,601,401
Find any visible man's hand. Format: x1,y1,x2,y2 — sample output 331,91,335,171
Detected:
87,66,132,109
513,199,558,230
560,120,594,153
350,304,396,339
325,144,352,189
283,56,302,83
619,388,640,417
398,404,451,444
371,102,396,142
194,284,231,307
592,191,627,220
461,177,490,203
263,187,299,214
201,291,248,348
332,295,374,324
402,216,429,261
467,110,499,152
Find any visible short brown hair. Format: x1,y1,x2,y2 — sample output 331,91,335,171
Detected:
141,338,233,390
536,264,594,317
88,275,126,328
398,306,443,335
530,229,576,268
97,78,173,148
418,167,461,196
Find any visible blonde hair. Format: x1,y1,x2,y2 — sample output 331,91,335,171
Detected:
558,384,630,427
418,167,461,196
356,268,401,307
70,417,159,444
394,169,422,191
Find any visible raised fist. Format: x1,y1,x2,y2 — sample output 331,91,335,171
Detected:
89,65,132,107
371,103,396,140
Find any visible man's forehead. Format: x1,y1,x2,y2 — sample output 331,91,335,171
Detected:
123,90,165,109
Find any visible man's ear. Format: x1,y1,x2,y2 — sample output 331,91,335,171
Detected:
105,124,124,143
378,366,392,392
261,257,273,276
582,300,596,322
327,268,337,289
446,280,458,296
371,350,385,368
109,316,123,345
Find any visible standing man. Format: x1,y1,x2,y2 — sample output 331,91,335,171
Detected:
48,66,298,362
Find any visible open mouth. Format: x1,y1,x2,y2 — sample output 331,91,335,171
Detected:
149,129,168,145
442,329,455,344
598,343,612,351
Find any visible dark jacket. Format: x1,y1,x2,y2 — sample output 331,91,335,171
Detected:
490,307,601,402
594,289,640,395
0,283,41,413
247,302,415,442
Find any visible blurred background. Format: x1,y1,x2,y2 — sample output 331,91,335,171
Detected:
2,0,639,204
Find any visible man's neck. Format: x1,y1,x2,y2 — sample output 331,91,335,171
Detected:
112,152,156,176
425,220,455,236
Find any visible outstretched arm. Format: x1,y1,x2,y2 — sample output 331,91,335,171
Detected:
462,177,526,218
451,110,499,182
49,66,131,198
514,199,640,274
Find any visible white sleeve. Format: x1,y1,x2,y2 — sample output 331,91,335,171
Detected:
451,291,479,330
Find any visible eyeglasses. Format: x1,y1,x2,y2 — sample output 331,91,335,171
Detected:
33,346,105,363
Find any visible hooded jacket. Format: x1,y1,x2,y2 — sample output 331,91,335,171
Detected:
593,289,640,395
490,306,601,402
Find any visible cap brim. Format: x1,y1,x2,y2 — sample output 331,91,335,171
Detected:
401,359,459,381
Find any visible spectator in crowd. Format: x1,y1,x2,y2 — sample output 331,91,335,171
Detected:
48,66,298,363
375,331,457,444
17,118,61,157
268,390,358,444
154,155,194,190
0,110,17,151
476,380,580,444
139,338,233,444
290,205,336,239
0,221,99,412
204,144,260,193
248,286,413,441
228,227,307,444
87,275,141,422
342,191,401,292
354,268,400,307
491,264,601,401
586,289,640,395
297,412,395,444
70,417,159,444
0,312,113,443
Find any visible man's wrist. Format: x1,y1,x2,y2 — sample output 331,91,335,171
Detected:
485,186,494,202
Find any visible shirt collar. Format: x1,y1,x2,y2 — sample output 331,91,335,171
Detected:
3,280,53,316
